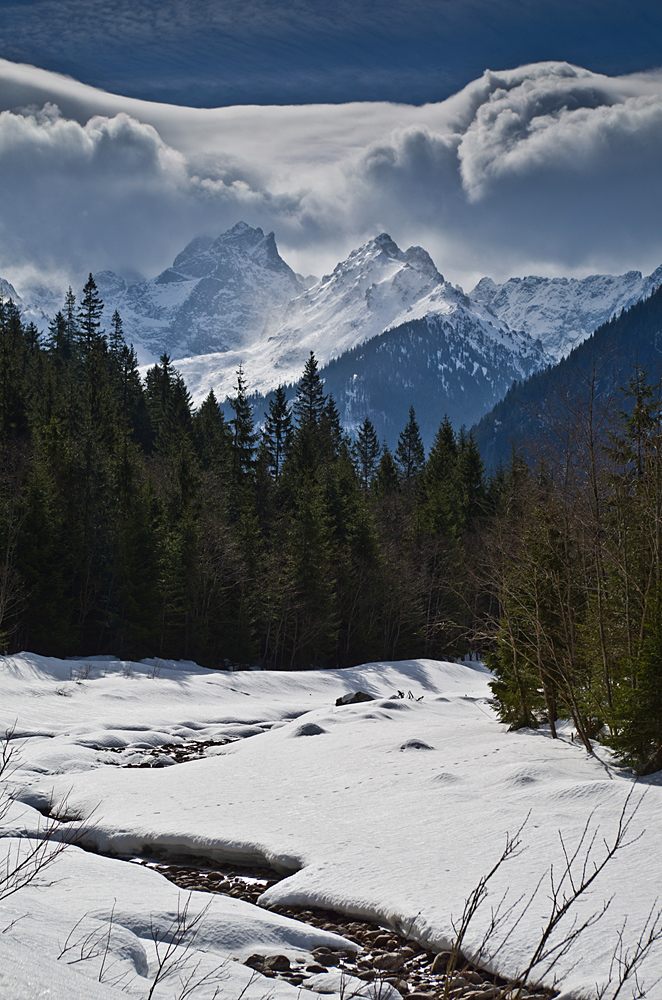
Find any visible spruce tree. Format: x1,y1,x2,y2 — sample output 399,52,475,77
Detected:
355,418,381,492
455,429,486,528
228,366,257,479
77,274,105,353
417,417,459,536
319,394,344,463
63,287,78,357
145,354,193,455
47,312,68,358
262,385,292,482
395,407,425,482
193,389,231,471
293,352,325,429
374,445,400,496
289,353,327,476
109,310,126,356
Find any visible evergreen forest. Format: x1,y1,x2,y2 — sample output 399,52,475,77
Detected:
1,277,661,774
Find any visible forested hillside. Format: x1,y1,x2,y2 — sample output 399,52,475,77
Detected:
474,282,662,468
0,277,488,673
1,277,662,774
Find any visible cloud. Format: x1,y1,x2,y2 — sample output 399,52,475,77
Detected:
1,59,662,295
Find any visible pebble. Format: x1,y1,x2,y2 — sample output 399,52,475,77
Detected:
143,859,557,1000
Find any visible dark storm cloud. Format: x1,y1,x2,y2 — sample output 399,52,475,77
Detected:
2,0,661,105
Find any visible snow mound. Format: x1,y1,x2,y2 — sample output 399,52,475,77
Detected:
1,652,661,999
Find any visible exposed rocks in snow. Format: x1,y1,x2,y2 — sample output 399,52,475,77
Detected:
335,691,375,706
399,739,435,751
291,723,329,737
469,265,662,361
139,859,556,1000
103,735,240,766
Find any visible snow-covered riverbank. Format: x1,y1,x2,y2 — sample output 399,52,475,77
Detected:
1,654,660,999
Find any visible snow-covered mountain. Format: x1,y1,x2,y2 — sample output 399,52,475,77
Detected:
171,230,548,406
94,221,305,363
470,266,662,361
8,222,662,443
310,307,549,447
0,277,51,330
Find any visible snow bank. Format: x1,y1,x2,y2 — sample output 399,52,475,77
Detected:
1,653,661,999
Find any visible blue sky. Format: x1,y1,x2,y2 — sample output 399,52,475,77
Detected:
2,0,662,106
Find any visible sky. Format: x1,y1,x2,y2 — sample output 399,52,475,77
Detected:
1,1,662,295
2,0,662,107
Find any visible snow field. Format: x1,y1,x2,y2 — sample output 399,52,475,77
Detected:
1,653,661,999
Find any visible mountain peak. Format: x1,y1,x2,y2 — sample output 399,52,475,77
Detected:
402,245,443,282
371,233,400,256
213,221,265,247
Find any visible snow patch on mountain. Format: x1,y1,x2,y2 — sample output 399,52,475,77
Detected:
169,231,547,406
95,222,305,365
0,277,52,330
470,266,662,361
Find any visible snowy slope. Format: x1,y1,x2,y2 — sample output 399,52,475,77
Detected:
471,265,662,361
0,276,52,331
95,222,305,364
170,232,547,406
315,310,548,446
2,653,661,1000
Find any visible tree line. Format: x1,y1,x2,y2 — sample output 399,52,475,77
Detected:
0,277,486,672
0,277,660,772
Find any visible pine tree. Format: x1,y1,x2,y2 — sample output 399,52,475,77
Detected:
288,354,327,476
417,417,459,536
425,416,457,483
319,394,344,463
145,354,193,455
455,429,486,528
355,418,381,492
77,274,105,353
47,312,68,358
286,477,338,667
193,389,231,471
374,445,400,496
395,407,425,482
63,287,78,357
293,352,325,429
262,385,292,482
228,366,257,479
108,310,126,356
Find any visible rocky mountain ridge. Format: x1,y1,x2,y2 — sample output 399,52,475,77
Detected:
470,266,662,361
3,224,661,444
164,227,547,408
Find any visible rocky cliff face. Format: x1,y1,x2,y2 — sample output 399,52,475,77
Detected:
94,221,305,363
470,266,662,361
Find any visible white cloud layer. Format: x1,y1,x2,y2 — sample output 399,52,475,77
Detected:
1,57,662,293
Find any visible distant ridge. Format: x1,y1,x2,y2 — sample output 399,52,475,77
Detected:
473,283,662,469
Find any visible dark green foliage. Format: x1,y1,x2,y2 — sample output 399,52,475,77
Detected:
355,418,381,493
193,389,231,472
374,445,399,497
262,385,292,482
0,278,660,768
78,274,105,353
395,406,425,483
293,351,325,429
228,366,257,480
606,597,662,773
